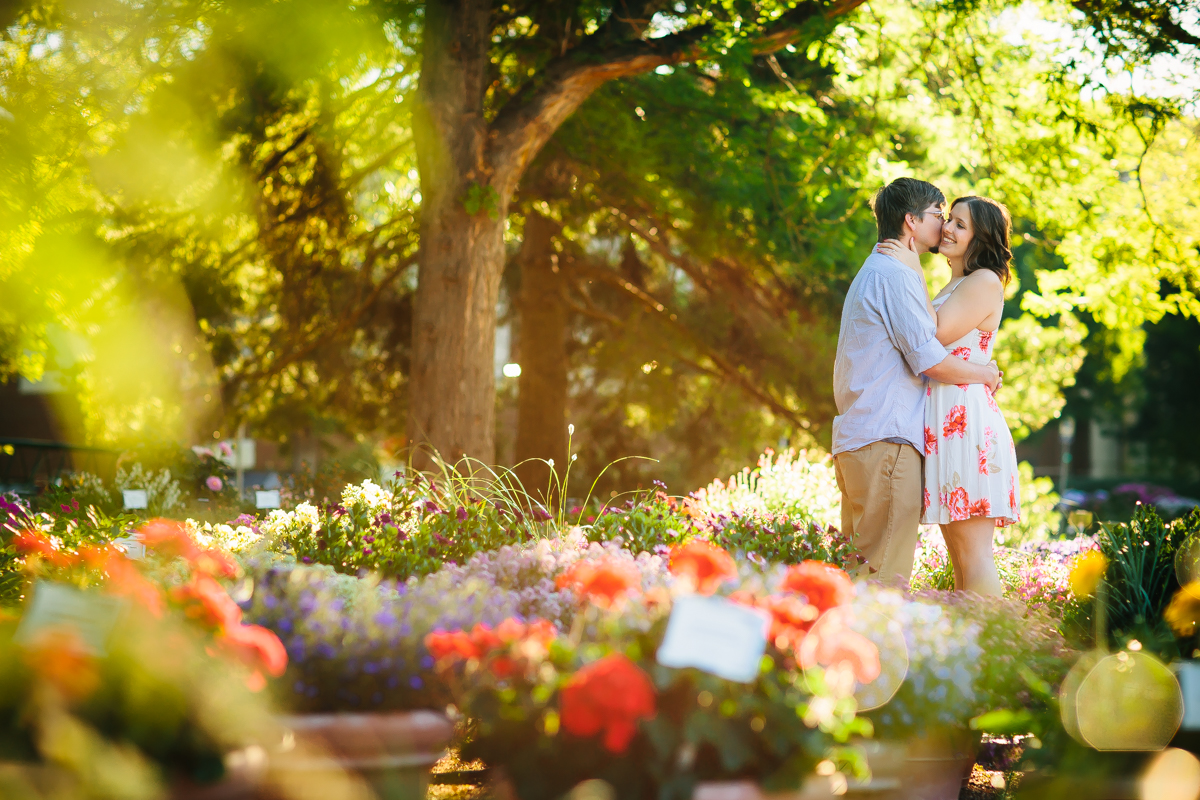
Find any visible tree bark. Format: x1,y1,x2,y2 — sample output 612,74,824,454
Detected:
409,0,506,469
514,211,569,497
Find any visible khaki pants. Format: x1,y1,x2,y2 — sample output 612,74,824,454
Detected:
834,441,923,585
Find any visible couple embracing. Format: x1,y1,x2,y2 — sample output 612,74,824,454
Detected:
833,177,1020,596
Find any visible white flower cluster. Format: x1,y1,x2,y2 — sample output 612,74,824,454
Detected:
258,501,321,539
692,448,841,528
341,479,392,515
116,462,183,514
62,471,112,504
187,520,264,553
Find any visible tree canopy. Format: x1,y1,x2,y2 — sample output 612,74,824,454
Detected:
0,0,1196,491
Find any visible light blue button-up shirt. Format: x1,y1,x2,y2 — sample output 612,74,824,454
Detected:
832,253,947,456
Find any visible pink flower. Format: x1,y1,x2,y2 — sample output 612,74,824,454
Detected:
951,346,971,361
978,331,994,353
205,475,224,492
924,426,938,456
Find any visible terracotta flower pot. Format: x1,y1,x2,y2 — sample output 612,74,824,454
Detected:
849,727,979,800
172,711,454,800
271,710,455,800
692,777,843,799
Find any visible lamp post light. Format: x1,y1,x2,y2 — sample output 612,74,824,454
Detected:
1059,416,1076,493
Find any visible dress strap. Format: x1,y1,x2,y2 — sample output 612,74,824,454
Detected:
933,276,967,306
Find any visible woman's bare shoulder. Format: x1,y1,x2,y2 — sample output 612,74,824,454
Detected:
962,269,1004,293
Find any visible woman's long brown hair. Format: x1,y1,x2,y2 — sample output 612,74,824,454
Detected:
952,196,1013,285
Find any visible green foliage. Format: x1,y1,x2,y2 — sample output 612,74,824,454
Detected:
462,183,501,219
1064,505,1196,654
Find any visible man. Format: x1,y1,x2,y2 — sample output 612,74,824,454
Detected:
832,177,1001,584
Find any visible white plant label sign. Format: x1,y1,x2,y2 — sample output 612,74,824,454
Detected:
122,489,148,510
111,536,146,560
656,594,771,683
15,581,125,656
255,490,281,509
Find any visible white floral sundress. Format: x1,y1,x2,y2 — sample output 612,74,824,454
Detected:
921,280,1021,526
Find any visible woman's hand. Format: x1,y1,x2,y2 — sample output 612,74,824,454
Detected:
875,237,922,273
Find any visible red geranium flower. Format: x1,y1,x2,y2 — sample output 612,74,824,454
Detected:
426,629,479,662
192,548,240,579
948,487,970,521
942,405,967,439
220,622,288,691
104,554,165,617
669,540,737,595
426,617,559,671
560,654,656,754
798,619,881,684
556,558,641,609
138,519,201,561
757,593,819,650
170,574,242,630
13,530,74,568
779,561,854,615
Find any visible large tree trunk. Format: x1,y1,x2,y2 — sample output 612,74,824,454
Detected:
408,0,506,469
514,211,569,497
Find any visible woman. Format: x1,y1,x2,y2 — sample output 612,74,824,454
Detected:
876,196,1020,596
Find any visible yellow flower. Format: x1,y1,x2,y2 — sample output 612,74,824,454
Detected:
1069,550,1108,598
1165,582,1200,637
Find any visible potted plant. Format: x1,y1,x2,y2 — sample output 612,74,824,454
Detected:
0,525,287,798
425,544,877,800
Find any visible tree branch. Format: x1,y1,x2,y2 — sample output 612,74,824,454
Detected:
487,0,867,199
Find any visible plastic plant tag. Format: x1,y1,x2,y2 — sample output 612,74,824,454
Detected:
656,594,771,683
111,536,146,560
255,489,281,509
122,489,148,510
1177,662,1200,730
15,581,125,656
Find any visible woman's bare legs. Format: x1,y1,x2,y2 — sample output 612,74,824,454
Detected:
942,517,1004,596
938,525,965,590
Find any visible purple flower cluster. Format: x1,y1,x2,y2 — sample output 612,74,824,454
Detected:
242,531,671,712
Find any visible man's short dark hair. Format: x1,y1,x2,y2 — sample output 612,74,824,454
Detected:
871,178,945,242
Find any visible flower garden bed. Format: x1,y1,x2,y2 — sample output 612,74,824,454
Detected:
2,447,1198,799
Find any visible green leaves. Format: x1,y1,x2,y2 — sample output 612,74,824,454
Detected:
462,183,501,219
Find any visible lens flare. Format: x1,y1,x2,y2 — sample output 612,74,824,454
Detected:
800,604,908,711
1074,651,1182,751
1141,748,1200,800
1176,535,1200,586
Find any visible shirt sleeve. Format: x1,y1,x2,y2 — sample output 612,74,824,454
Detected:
878,269,945,376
